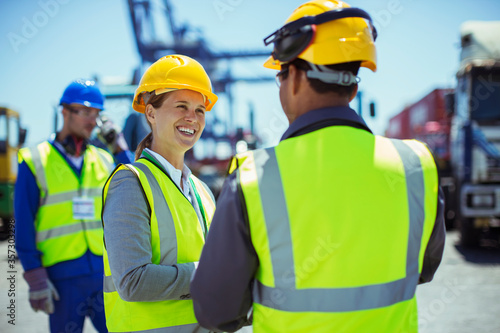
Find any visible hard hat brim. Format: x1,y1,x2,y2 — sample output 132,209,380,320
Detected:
133,85,218,113
263,56,282,70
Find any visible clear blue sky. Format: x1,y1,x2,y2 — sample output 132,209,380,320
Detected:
1,0,499,147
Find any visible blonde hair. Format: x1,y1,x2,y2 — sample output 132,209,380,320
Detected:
134,92,171,161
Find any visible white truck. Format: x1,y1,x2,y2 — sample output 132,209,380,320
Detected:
448,21,500,246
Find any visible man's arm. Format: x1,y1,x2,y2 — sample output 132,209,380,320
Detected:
191,173,258,332
419,187,446,284
114,149,134,164
14,161,43,271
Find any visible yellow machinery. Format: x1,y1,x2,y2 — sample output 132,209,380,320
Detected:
0,107,26,237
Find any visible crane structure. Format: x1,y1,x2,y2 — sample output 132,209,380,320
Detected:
100,0,274,195
107,0,273,148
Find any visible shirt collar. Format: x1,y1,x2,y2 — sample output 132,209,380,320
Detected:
50,134,83,157
143,148,192,183
280,106,372,141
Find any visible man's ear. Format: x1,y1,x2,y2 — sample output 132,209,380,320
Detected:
289,64,304,96
349,84,359,103
61,107,69,120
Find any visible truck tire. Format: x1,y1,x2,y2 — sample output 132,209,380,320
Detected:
459,218,480,247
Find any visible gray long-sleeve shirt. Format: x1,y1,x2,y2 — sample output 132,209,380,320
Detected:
190,107,446,332
103,169,196,302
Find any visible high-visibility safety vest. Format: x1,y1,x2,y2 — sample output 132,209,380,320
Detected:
102,157,215,333
229,127,439,333
18,141,114,267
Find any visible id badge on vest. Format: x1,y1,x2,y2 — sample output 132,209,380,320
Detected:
73,197,95,220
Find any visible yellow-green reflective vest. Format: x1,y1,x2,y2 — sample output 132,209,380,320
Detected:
102,158,215,333
18,141,114,267
230,127,439,333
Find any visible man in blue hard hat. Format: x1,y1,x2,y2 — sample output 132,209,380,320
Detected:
15,79,132,333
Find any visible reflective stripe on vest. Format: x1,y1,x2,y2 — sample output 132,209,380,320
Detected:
234,129,438,332
101,324,209,333
95,148,114,176
19,141,113,267
28,144,49,206
36,220,102,243
102,159,215,332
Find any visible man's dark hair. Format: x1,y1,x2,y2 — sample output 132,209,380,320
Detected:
282,59,361,97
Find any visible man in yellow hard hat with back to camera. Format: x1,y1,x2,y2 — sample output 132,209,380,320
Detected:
191,1,445,332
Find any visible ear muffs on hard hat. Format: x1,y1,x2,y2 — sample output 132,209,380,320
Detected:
263,1,377,72
132,54,218,113
265,24,317,64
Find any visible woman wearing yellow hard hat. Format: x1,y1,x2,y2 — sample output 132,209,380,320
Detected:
101,54,218,332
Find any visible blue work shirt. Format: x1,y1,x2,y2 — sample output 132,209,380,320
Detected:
14,139,133,280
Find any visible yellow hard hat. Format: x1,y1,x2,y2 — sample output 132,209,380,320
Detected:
263,0,377,72
133,54,218,113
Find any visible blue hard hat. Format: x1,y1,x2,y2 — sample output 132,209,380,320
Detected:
59,79,105,110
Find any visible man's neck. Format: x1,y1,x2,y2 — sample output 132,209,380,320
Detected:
290,99,350,124
55,132,87,157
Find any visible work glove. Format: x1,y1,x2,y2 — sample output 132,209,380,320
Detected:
23,267,60,314
96,116,129,154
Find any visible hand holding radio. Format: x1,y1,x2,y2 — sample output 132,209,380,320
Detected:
96,116,129,154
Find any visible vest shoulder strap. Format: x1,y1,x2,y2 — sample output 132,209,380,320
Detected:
102,163,151,226
19,141,54,203
90,145,115,173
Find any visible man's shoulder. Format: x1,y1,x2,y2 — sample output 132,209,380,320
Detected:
87,144,114,160
89,144,111,154
229,147,276,174
19,140,52,156
235,147,275,159
377,136,437,170
24,139,51,148
379,136,433,155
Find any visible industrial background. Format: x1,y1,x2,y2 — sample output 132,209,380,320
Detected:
1,0,500,332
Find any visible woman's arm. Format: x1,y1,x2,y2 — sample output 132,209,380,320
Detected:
103,169,195,302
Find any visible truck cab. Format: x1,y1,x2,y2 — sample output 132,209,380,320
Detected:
449,21,500,246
